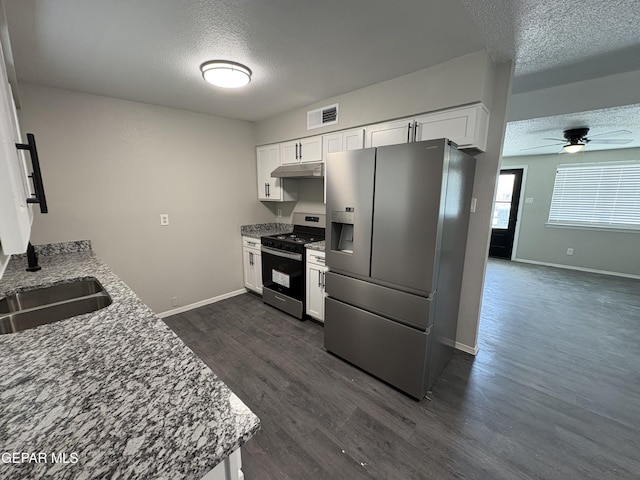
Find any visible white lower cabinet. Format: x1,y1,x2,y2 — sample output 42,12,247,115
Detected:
242,237,262,295
201,448,243,480
305,249,327,322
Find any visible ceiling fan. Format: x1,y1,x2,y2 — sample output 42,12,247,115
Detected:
522,127,633,153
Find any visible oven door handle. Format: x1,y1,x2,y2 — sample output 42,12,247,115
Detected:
261,245,302,261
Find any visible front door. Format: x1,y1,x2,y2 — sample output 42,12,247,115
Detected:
489,168,523,259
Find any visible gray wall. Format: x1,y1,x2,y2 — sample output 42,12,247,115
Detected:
502,149,640,277
18,84,273,313
256,51,514,354
507,69,640,122
256,50,495,145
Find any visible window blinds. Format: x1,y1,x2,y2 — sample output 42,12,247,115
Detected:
548,161,640,230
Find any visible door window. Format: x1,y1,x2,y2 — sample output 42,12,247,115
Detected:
492,173,516,229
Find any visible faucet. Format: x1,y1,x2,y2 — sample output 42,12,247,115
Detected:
26,242,41,272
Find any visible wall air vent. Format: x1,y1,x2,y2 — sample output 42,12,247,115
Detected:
307,104,339,130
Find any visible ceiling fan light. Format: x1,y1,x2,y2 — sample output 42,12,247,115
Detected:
200,61,252,88
563,143,585,153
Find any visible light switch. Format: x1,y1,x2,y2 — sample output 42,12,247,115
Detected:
525,197,534,204
470,197,477,213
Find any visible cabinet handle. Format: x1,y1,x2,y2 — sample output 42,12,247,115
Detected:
412,121,418,142
299,142,302,160
16,133,48,214
249,252,253,266
318,270,321,287
295,143,298,160
321,272,325,288
407,123,411,143
266,183,270,197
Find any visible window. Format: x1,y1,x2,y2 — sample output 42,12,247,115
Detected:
548,161,640,230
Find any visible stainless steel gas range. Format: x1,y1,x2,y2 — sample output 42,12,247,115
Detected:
261,213,325,319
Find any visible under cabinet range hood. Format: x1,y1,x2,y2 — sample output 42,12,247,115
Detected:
271,162,324,178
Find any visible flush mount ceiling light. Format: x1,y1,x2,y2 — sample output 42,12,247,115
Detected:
200,60,252,88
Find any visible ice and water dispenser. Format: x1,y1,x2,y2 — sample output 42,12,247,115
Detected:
330,208,355,253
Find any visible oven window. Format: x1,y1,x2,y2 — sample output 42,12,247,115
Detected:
261,251,304,299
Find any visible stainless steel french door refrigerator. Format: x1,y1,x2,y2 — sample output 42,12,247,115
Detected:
324,139,476,399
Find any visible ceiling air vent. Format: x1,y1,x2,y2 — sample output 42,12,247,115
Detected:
307,104,338,130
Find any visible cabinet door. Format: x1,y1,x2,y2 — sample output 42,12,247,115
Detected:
0,48,33,276
280,141,299,165
306,263,325,321
365,119,413,148
322,132,342,163
256,145,282,201
414,105,489,151
323,129,364,204
343,128,365,151
253,251,263,294
243,249,256,291
243,248,263,294
299,135,322,163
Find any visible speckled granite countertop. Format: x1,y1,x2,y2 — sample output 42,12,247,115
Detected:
240,222,293,238
306,241,325,252
0,242,260,480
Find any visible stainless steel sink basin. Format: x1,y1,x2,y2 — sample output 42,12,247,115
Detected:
0,278,112,334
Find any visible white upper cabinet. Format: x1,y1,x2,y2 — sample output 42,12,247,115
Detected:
322,128,364,161
365,104,489,151
322,128,364,203
256,144,297,202
414,104,489,151
365,118,413,148
0,42,33,277
280,135,322,165
343,128,365,151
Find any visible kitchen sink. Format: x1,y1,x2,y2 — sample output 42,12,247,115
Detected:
0,278,112,334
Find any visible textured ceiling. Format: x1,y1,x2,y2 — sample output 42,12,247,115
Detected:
4,0,640,143
503,104,640,157
3,0,486,121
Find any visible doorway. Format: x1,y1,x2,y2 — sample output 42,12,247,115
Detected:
489,168,523,259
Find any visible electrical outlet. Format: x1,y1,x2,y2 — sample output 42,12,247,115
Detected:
566,248,574,256
171,296,179,307
160,214,169,226
525,197,534,204
277,209,282,217
470,198,477,213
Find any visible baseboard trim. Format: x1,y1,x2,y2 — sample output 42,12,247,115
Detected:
512,258,640,280
455,341,478,356
157,289,247,318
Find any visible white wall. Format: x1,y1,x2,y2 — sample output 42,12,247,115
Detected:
17,84,273,313
502,149,640,277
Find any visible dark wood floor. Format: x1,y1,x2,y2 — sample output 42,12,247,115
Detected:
164,259,640,479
